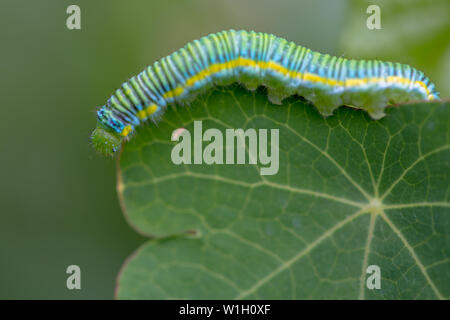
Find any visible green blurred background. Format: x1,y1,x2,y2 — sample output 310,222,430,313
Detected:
0,0,448,299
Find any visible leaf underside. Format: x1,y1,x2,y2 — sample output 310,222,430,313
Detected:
115,84,449,299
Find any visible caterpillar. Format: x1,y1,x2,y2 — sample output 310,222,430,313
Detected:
91,30,439,156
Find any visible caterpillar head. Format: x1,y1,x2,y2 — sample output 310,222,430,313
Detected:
91,126,122,157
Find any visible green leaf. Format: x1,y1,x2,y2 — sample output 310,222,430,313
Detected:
115,85,449,299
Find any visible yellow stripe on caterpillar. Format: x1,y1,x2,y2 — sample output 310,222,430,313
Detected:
160,57,431,100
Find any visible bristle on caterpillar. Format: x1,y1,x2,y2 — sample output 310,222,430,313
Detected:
91,30,440,156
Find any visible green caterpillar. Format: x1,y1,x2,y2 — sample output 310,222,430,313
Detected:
91,30,439,156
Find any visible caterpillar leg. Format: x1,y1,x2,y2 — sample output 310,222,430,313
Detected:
308,91,343,117
366,102,387,120
267,87,293,105
239,67,260,91
341,89,389,120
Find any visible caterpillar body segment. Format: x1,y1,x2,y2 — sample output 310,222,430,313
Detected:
92,30,439,156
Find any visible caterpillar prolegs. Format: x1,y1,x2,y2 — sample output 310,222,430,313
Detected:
91,30,439,156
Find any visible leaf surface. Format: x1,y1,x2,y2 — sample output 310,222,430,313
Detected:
116,85,449,299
